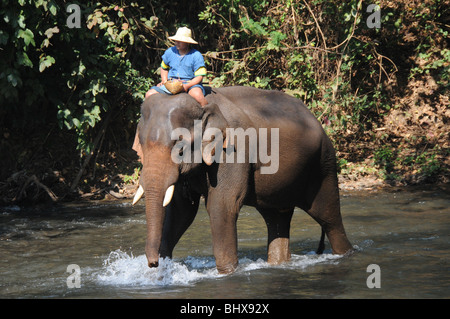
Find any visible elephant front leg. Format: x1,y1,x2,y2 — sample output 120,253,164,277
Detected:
159,185,200,259
259,208,294,265
207,198,240,274
209,212,239,274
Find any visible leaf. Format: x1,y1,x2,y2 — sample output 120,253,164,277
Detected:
18,14,26,29
87,16,97,30
44,26,59,39
67,79,75,89
57,108,73,129
49,2,58,16
72,118,81,129
16,51,33,67
240,17,267,36
7,72,22,87
128,32,134,45
39,55,56,72
78,61,86,75
18,28,35,47
267,31,287,51
107,26,116,40
40,38,49,49
117,29,128,43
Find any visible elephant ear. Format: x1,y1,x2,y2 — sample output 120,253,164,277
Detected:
201,103,234,165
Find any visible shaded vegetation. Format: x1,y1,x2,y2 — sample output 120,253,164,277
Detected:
1,0,448,204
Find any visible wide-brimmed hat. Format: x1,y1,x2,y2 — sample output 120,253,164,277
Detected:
168,27,198,44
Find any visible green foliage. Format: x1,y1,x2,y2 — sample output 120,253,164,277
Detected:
403,146,447,178
0,1,158,154
1,0,448,184
374,145,395,171
123,166,141,184
199,0,398,129
417,153,442,177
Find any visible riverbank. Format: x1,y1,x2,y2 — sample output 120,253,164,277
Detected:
1,124,448,206
3,157,447,206
339,162,449,192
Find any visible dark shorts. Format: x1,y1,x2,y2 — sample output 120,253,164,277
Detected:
151,83,206,96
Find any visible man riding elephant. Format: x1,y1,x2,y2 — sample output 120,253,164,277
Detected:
133,27,208,161
145,27,208,106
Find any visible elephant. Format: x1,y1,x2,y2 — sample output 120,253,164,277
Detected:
132,86,353,274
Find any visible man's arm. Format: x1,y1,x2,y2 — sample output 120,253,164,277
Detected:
157,68,169,86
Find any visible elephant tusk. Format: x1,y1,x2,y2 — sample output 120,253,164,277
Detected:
163,185,175,207
132,185,144,206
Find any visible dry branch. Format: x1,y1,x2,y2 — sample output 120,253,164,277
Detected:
16,174,58,202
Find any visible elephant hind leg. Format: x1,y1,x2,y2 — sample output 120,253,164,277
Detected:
306,176,352,255
258,207,294,265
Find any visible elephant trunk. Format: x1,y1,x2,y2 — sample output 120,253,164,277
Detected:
144,187,167,268
144,184,176,267
142,170,178,267
139,143,179,268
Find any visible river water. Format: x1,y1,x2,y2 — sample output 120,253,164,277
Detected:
0,185,449,299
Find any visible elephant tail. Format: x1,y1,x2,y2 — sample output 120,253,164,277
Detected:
316,227,326,254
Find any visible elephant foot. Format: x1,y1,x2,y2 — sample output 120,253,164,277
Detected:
267,238,291,265
216,261,238,275
327,228,353,255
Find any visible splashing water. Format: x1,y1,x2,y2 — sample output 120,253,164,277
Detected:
96,250,220,286
239,253,343,272
95,249,343,287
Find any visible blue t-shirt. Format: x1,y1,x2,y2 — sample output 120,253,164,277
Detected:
161,47,207,81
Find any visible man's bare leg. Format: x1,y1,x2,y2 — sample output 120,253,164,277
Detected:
145,88,159,99
188,87,208,107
